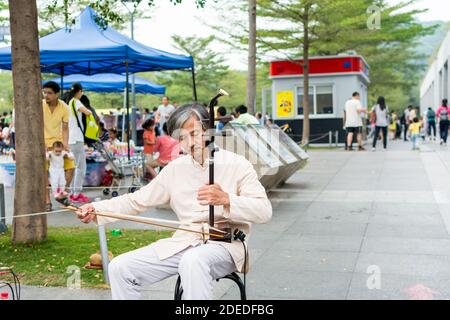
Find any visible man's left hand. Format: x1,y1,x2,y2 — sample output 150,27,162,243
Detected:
197,184,230,207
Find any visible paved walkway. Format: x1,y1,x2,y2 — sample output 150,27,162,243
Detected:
5,139,450,300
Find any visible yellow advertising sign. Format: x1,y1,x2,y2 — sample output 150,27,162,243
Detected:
276,91,294,118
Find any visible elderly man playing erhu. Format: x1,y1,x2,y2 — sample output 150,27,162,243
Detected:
77,103,272,300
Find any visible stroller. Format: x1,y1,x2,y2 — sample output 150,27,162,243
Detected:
92,141,148,198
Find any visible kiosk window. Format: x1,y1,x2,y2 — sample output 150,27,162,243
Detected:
297,86,313,116
297,85,334,116
316,85,333,114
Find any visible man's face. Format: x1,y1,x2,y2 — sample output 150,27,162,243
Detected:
162,97,169,106
354,95,360,101
43,88,58,104
177,116,205,160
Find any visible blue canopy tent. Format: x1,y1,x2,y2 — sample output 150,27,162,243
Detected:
0,6,196,157
45,73,166,94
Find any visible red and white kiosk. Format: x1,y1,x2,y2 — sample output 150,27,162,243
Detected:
270,54,370,143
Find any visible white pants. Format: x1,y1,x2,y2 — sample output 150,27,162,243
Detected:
49,168,66,194
70,142,86,195
108,243,237,300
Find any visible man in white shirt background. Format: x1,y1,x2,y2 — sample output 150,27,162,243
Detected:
344,92,367,151
156,96,175,135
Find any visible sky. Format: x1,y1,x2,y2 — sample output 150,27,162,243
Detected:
128,0,450,70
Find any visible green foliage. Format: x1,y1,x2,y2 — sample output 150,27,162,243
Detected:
154,35,229,104
0,71,13,113
38,0,208,35
37,0,148,35
212,0,437,112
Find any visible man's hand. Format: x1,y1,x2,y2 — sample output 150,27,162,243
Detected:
76,204,97,224
197,184,230,207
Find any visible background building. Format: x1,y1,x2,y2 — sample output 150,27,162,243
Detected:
270,54,370,143
421,31,450,112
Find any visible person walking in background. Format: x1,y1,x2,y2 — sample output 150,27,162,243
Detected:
436,99,450,146
409,117,422,150
256,112,264,125
65,83,93,204
143,108,152,121
156,96,175,136
420,117,427,142
371,96,389,152
427,107,437,141
344,92,367,151
402,105,413,141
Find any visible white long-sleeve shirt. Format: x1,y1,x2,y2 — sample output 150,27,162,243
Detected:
92,148,272,272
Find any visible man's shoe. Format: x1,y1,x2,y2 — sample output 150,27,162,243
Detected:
358,146,366,151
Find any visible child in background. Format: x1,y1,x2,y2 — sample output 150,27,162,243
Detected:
47,141,74,199
388,112,397,140
108,128,120,145
409,117,422,151
420,117,427,142
142,118,156,178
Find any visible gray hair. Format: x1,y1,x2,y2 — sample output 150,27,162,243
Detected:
167,103,209,138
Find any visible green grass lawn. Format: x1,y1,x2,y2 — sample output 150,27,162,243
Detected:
0,226,172,289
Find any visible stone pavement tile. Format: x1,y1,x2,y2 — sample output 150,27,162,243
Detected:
270,192,319,203
254,248,358,274
314,191,349,202
369,211,443,226
373,202,440,215
361,237,450,256
325,182,378,191
299,203,371,224
347,273,450,300
269,235,363,253
270,200,312,213
305,202,372,214
285,221,367,237
269,190,319,200
365,223,449,239
234,271,353,300
376,182,431,192
433,191,450,204
354,252,450,277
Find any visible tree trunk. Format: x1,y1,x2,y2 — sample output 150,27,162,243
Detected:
246,0,257,114
10,0,47,243
301,6,311,146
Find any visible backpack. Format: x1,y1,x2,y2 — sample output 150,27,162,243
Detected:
440,107,449,122
427,109,436,122
71,99,99,145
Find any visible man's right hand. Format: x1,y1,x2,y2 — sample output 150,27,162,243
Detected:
77,204,97,224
